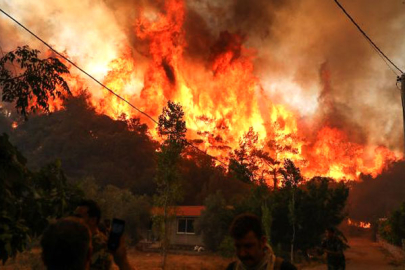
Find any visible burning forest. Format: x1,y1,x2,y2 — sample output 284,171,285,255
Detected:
2,0,405,268
1,0,404,186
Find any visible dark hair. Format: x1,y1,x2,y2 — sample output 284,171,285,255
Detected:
41,218,91,270
327,227,335,233
230,213,263,240
78,199,101,224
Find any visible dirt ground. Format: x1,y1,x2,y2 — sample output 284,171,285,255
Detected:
303,237,405,270
113,251,233,270
4,237,404,269
3,249,234,270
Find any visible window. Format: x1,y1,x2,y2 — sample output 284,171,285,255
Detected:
177,218,195,234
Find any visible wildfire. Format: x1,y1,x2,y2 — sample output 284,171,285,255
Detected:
347,218,371,229
19,0,401,183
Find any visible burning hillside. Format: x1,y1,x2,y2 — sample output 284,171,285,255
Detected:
1,0,404,183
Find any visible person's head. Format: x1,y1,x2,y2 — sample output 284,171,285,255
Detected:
41,217,92,270
326,227,335,239
230,213,267,267
75,199,101,231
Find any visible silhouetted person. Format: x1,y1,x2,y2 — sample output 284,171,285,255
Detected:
75,200,112,270
321,227,346,270
41,217,92,270
74,200,134,270
41,217,134,270
226,213,297,270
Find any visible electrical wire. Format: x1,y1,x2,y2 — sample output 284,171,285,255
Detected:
0,8,230,167
0,8,158,125
333,0,403,75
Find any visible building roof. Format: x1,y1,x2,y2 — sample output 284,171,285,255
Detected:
152,206,205,217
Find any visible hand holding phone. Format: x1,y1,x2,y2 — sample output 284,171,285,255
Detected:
108,218,125,251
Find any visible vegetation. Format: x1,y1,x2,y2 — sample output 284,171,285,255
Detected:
0,133,83,264
0,95,158,193
80,178,151,244
379,202,405,246
196,191,233,252
0,45,353,265
154,101,187,268
198,162,349,259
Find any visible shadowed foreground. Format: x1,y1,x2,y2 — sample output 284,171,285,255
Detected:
303,237,404,270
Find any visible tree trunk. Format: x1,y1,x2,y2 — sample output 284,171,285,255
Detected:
290,190,295,263
273,170,278,190
161,192,169,269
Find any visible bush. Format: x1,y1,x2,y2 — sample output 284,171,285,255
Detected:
218,236,235,258
379,202,405,246
80,178,151,244
196,191,234,251
0,133,84,263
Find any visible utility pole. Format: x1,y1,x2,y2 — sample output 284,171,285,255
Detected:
399,74,405,155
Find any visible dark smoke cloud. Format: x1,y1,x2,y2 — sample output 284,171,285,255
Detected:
245,0,405,150
1,0,404,151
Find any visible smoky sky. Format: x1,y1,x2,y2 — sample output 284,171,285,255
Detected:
0,0,404,151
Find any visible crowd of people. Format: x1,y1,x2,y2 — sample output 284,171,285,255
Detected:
40,200,344,270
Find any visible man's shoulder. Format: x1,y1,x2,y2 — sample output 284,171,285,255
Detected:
274,257,297,270
225,261,236,270
279,260,297,270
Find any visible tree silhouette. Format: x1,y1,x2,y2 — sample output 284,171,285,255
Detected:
0,45,70,118
154,100,187,269
281,159,303,263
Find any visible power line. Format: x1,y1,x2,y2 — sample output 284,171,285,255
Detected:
0,8,230,167
333,0,404,75
366,39,402,77
0,8,158,125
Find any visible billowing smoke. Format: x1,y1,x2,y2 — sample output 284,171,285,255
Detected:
1,0,404,152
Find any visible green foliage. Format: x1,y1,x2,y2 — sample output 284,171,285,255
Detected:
261,201,273,244
218,236,235,258
196,191,234,251
230,174,349,255
154,101,187,209
80,178,151,244
154,101,187,267
0,45,70,118
379,202,405,246
0,133,83,263
270,176,349,253
294,177,349,251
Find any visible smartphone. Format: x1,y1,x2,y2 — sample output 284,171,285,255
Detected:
107,218,125,251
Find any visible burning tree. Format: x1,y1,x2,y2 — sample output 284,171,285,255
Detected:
154,100,186,268
229,127,276,186
0,45,71,118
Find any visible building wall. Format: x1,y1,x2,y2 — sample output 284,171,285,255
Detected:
169,217,204,246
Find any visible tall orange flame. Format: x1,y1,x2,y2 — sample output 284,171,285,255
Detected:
42,0,400,182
